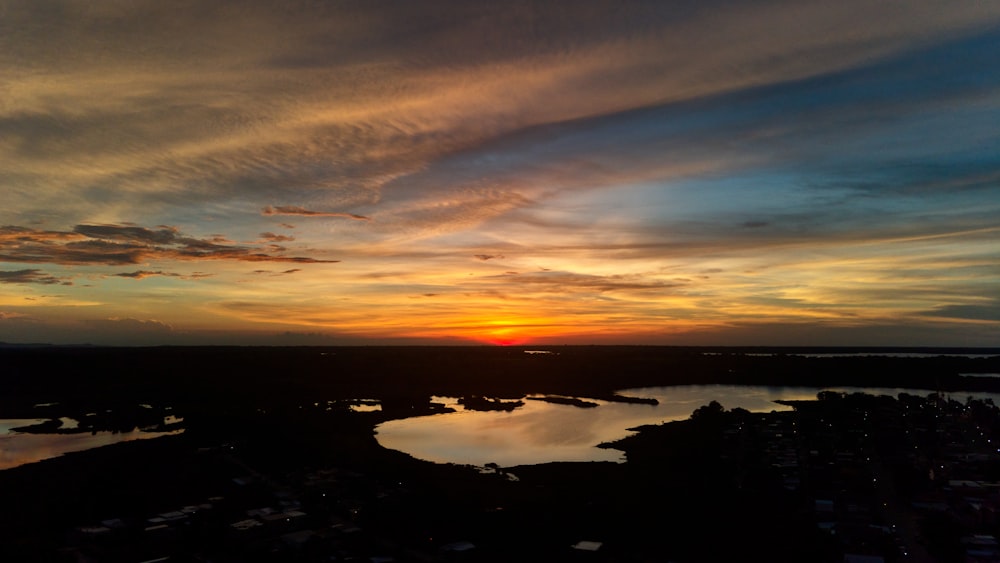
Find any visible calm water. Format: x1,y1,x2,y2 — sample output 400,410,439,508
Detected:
375,385,1000,467
0,418,183,471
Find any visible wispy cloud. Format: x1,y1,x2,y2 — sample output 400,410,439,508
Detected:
74,224,179,244
251,268,302,276
0,311,30,320
259,232,295,242
481,270,685,295
113,270,180,280
919,302,1000,323
262,206,370,221
0,269,69,285
83,317,174,332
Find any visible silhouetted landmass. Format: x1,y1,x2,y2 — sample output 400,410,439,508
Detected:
601,393,659,405
526,395,600,408
1,346,999,561
10,401,180,435
458,395,525,411
3,346,998,411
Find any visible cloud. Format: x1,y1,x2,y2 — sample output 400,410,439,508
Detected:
646,319,1000,348
3,3,997,225
251,268,302,276
482,270,684,295
920,302,1000,322
0,269,69,285
3,3,996,243
0,225,82,242
73,224,179,244
259,232,295,242
474,254,504,261
83,317,175,333
71,317,178,345
377,188,534,240
0,311,29,320
113,270,180,280
262,206,370,221
0,223,338,266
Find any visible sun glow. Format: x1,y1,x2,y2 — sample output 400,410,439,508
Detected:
481,325,530,346
486,336,528,346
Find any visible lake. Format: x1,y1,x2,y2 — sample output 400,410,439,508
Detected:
0,418,184,471
375,385,1000,467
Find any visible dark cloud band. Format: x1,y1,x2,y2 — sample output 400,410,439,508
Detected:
0,224,338,266
0,269,69,285
262,206,370,221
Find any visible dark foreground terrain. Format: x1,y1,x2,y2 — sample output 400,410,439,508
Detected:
2,346,1000,562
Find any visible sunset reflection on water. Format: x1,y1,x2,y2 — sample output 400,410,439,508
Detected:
0,419,184,470
375,385,1000,467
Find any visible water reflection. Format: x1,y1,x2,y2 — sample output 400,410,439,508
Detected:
58,417,79,430
1,425,184,470
0,419,48,434
1,412,185,471
378,396,628,466
375,385,1000,467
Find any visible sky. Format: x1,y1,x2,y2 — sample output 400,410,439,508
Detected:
1,0,998,347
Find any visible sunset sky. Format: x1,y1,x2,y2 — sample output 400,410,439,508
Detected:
1,1,998,346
